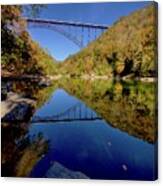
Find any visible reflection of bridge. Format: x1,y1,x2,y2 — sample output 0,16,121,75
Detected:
25,18,108,48
31,103,102,123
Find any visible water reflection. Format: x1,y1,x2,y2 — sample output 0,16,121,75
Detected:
1,79,157,179
1,122,49,177
58,79,156,143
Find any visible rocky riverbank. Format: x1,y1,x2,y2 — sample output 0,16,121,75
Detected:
1,91,35,121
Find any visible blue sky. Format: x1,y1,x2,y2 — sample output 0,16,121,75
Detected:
26,1,151,61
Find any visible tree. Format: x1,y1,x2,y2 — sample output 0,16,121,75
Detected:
1,5,56,76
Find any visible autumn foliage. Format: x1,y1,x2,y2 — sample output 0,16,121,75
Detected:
62,3,157,78
1,5,57,76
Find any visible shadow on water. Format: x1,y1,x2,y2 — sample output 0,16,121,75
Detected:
1,78,157,179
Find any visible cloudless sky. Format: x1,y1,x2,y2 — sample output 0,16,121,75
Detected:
26,1,151,61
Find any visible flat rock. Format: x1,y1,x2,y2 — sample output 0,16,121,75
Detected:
2,102,34,122
1,92,35,121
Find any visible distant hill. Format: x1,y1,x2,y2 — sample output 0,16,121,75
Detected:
61,3,157,78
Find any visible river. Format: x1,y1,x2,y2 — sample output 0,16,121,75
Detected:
1,79,157,180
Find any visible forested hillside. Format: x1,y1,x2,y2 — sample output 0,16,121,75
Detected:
1,5,58,76
1,4,157,78
61,3,157,78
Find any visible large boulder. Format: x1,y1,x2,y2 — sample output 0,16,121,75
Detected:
2,102,34,122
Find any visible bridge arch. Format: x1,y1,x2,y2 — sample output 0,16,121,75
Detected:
25,18,108,48
28,24,83,48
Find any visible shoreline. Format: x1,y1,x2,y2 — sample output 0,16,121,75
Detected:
2,74,156,83
1,74,156,123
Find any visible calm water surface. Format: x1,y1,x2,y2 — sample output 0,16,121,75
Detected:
1,79,157,180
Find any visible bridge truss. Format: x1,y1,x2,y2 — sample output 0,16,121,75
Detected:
31,102,102,124
25,18,108,48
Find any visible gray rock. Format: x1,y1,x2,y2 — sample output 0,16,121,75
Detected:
45,162,89,179
2,102,33,122
1,82,7,101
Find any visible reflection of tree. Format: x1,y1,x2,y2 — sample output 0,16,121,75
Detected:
1,123,27,175
1,78,156,177
1,79,57,177
15,132,49,177
59,79,156,143
1,123,49,177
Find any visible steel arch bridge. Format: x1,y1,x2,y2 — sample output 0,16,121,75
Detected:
31,102,102,124
25,18,108,48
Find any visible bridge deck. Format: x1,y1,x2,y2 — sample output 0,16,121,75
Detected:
31,117,102,123
25,18,108,29
2,117,102,124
